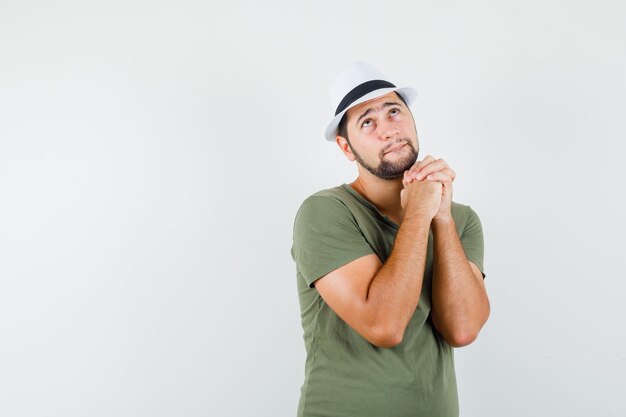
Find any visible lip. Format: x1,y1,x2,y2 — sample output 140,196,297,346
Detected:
384,142,407,154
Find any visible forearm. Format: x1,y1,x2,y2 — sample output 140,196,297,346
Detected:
431,217,490,347
364,213,431,344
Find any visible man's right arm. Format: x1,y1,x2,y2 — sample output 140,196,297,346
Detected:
314,180,441,348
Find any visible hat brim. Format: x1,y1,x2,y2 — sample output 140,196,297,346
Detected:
324,86,417,141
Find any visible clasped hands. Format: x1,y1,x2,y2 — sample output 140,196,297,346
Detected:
400,155,456,222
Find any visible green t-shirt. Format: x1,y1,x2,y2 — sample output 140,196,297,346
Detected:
291,183,485,417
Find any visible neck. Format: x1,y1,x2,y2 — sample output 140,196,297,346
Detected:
349,169,404,223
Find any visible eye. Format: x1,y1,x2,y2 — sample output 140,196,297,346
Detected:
361,119,373,128
389,108,400,116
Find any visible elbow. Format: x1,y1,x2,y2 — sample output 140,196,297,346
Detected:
445,307,490,348
445,319,487,347
367,325,405,348
445,331,478,348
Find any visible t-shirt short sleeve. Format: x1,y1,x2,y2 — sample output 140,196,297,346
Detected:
291,195,375,287
460,206,486,279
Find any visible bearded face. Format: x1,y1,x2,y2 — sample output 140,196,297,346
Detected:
349,138,419,180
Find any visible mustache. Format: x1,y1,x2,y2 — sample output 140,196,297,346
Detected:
381,138,413,156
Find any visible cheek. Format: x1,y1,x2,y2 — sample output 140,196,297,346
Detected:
392,121,409,133
400,118,415,132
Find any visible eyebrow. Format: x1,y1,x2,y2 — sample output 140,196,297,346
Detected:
355,101,402,127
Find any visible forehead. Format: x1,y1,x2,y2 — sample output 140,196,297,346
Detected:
346,91,403,118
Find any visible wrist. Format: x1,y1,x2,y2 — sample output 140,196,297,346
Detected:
431,215,455,227
402,208,436,226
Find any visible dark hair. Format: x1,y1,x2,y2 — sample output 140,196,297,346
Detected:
337,91,409,143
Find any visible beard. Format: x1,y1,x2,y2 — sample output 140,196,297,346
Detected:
351,138,419,180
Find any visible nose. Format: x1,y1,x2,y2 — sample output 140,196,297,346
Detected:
380,119,399,140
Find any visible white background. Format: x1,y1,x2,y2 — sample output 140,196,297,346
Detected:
1,1,625,416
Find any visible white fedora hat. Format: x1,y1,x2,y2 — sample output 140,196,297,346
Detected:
324,62,417,141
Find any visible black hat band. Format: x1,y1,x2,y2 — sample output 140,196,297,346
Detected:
334,79,396,116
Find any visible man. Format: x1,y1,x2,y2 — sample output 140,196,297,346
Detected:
291,62,490,417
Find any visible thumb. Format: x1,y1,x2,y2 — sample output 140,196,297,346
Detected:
402,171,411,187
442,181,452,196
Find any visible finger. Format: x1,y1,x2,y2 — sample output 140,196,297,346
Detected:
424,171,453,183
423,167,456,182
407,155,435,172
441,181,453,196
414,159,450,180
414,159,447,179
402,171,413,187
408,155,436,177
413,165,453,181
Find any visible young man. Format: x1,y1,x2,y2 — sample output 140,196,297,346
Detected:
291,62,490,417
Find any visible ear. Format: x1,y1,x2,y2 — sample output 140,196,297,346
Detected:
336,136,356,161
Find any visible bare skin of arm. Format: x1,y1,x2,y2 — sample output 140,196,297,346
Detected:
430,218,490,347
406,156,490,347
314,179,441,348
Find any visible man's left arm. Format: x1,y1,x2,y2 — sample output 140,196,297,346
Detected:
430,217,490,347
405,156,490,348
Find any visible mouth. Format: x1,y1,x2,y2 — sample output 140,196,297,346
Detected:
384,142,408,155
